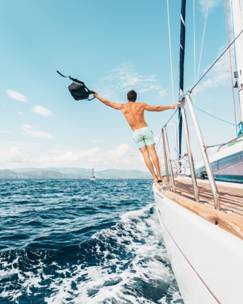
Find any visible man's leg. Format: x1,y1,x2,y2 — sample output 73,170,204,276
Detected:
139,145,158,181
147,144,162,181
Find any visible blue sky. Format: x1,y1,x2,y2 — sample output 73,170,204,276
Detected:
0,0,239,170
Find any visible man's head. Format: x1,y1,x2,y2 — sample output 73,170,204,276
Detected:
127,90,137,102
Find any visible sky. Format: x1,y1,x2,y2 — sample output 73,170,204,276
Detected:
0,0,240,171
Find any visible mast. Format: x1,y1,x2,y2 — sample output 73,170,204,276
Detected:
178,0,187,160
231,0,243,135
91,168,95,177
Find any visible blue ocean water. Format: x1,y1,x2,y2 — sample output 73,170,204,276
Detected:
0,179,183,304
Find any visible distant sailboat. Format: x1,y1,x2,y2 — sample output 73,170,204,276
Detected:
90,168,96,181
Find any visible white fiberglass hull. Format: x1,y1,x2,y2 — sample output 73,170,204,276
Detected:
153,187,243,304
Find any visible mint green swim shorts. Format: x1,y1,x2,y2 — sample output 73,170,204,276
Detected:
132,127,155,149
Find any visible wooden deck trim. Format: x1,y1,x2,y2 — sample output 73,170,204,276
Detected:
173,177,243,216
164,190,243,240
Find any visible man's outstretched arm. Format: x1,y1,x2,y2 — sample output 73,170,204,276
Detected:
94,93,123,110
144,104,177,112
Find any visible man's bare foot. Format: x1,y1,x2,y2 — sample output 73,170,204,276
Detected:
155,177,163,185
154,180,163,191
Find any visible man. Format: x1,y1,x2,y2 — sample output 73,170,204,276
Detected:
94,90,176,184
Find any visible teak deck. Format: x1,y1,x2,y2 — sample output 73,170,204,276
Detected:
163,177,243,239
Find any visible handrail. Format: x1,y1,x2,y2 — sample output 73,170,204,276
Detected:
185,94,220,209
162,127,176,191
162,128,170,185
161,93,220,209
180,100,199,201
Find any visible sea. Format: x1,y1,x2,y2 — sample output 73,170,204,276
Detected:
0,179,183,304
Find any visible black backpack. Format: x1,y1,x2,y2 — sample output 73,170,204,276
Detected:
57,70,95,101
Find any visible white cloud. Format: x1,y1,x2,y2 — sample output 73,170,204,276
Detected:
193,48,231,95
158,89,168,97
43,144,130,167
0,146,27,164
89,139,104,144
6,89,28,103
32,105,52,117
9,146,26,162
21,124,54,139
98,63,167,100
0,143,145,170
47,148,100,163
199,0,220,13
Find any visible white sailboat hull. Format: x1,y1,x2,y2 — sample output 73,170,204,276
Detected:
153,187,243,304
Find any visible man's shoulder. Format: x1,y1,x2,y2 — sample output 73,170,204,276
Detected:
136,101,147,107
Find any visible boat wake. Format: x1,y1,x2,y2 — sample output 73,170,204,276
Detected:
0,204,183,304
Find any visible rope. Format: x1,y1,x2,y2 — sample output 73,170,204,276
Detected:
195,105,237,126
166,0,176,104
197,6,209,78
189,29,243,93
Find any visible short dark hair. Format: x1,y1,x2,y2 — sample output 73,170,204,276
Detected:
127,90,137,102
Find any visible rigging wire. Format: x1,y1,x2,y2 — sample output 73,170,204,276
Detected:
162,108,178,129
224,0,238,135
193,0,196,82
197,5,209,79
159,2,242,171
165,0,178,154
206,135,242,149
189,29,243,93
170,121,179,155
195,105,237,126
166,0,176,104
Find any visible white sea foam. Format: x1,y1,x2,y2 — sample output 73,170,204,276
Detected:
0,204,183,304
44,204,182,304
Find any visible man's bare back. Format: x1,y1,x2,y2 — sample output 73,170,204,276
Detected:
121,102,148,130
94,90,176,183
94,93,176,131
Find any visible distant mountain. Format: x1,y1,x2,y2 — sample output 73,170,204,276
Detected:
0,169,19,179
0,168,150,179
97,169,149,179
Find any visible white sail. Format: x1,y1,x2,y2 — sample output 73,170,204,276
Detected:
231,0,243,123
90,168,96,181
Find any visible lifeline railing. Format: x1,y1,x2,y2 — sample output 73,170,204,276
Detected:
161,93,220,210
160,30,243,211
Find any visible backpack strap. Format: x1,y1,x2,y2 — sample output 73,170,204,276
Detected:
56,70,68,78
68,76,85,85
56,70,85,85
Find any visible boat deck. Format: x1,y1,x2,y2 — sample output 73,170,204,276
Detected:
175,177,243,216
162,177,243,239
